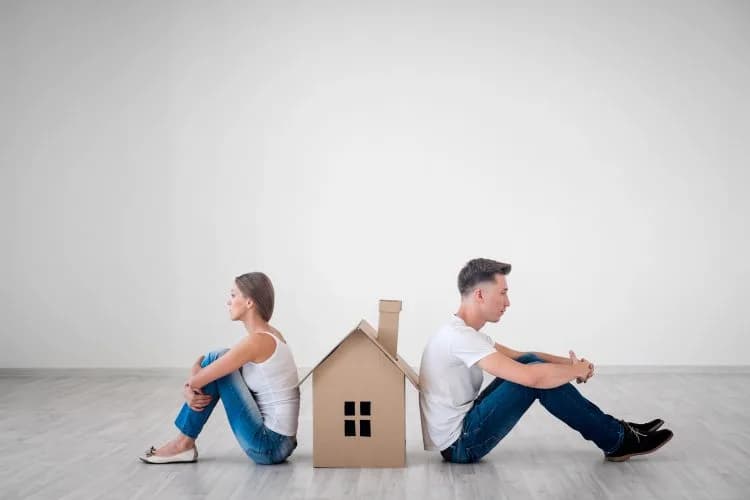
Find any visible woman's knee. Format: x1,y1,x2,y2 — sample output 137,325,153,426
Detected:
201,348,230,367
516,352,545,364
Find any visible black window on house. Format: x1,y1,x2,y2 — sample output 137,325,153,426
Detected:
359,419,371,437
343,400,372,437
344,401,355,416
360,401,371,416
344,419,356,436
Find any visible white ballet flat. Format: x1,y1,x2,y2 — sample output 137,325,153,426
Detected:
138,445,198,464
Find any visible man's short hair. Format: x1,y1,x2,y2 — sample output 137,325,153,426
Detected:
457,258,512,296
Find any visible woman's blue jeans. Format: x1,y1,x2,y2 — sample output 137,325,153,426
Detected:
174,349,297,465
442,353,624,463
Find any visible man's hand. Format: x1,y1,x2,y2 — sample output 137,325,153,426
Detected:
183,383,212,411
569,350,594,383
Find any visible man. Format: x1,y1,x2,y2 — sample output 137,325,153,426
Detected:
419,258,673,463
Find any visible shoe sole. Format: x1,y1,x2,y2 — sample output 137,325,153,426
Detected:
605,432,673,462
138,454,198,465
138,456,197,464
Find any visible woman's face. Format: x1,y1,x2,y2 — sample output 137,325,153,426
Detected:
227,285,252,321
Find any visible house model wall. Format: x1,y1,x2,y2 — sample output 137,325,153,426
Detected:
298,300,419,468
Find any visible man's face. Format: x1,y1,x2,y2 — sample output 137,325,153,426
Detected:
478,274,510,322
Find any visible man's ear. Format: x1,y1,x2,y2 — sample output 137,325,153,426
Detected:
474,287,484,303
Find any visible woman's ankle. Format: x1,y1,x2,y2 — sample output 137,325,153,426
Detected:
176,434,196,448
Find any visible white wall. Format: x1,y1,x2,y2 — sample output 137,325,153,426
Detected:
1,0,748,368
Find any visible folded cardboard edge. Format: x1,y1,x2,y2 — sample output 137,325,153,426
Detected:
296,319,419,390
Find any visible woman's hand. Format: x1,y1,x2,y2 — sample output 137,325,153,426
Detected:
183,383,212,411
569,350,594,383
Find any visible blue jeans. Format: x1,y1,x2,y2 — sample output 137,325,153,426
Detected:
174,349,297,465
442,353,624,463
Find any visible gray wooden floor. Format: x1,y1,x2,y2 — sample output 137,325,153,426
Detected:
2,370,749,499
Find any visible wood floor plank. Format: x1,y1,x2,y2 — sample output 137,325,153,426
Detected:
2,371,748,499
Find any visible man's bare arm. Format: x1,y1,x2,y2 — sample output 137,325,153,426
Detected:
530,351,572,364
495,343,594,383
494,343,526,360
479,351,591,389
495,342,576,365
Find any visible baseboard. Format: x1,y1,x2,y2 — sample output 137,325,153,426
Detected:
1,365,750,378
592,365,750,374
0,367,318,378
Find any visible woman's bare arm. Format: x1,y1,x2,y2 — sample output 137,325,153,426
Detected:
187,337,257,389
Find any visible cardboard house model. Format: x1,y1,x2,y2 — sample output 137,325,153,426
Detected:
298,300,420,467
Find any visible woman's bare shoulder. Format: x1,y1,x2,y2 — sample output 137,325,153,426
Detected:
266,325,287,344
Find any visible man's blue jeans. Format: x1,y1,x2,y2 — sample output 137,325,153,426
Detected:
442,353,624,463
174,349,297,465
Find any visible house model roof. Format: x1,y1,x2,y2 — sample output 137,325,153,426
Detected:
297,319,420,389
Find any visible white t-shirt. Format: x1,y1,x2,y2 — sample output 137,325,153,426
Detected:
419,315,497,451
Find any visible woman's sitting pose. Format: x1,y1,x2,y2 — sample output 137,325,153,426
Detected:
140,272,300,465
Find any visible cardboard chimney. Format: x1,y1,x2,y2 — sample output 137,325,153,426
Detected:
377,300,401,357
297,299,419,467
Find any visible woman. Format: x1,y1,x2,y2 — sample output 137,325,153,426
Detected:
139,272,300,465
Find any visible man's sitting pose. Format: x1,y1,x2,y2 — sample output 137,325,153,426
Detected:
419,258,673,463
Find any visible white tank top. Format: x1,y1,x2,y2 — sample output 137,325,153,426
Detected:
241,331,300,436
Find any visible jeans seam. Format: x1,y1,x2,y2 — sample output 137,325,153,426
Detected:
544,383,621,454
604,424,625,454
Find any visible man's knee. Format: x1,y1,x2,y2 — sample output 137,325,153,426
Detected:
516,352,545,364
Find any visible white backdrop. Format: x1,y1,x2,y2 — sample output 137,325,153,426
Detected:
2,1,748,368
